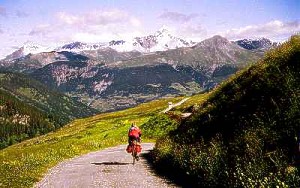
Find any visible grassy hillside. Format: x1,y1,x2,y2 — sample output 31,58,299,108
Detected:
0,95,192,188
153,35,300,187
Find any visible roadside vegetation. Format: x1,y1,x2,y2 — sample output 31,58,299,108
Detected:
152,35,300,187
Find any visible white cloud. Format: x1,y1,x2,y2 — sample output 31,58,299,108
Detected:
181,24,207,36
130,17,142,27
222,20,300,40
56,12,82,25
26,9,143,44
56,9,138,27
85,9,128,25
157,11,205,41
158,11,198,23
53,9,143,41
163,23,207,41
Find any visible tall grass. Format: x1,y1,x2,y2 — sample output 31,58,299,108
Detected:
153,35,300,187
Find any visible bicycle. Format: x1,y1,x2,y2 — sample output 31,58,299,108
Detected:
130,139,141,165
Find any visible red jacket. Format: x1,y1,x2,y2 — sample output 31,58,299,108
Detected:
128,126,141,138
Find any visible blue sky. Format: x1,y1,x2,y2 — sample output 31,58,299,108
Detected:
0,0,299,57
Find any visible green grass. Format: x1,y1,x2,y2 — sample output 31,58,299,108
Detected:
0,96,187,188
153,35,300,187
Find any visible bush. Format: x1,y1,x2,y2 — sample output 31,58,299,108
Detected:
141,114,178,139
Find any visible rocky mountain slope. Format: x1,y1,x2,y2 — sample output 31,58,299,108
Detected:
4,42,54,60
31,62,206,111
29,35,262,111
0,71,98,148
104,35,259,68
235,38,278,51
0,51,90,73
0,71,98,122
0,88,58,148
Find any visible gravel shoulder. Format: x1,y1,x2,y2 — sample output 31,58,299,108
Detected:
35,143,179,188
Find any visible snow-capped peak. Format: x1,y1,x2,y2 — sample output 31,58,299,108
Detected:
22,42,49,55
3,42,56,60
4,28,194,60
154,26,171,36
57,42,107,52
129,27,192,52
156,25,173,33
234,38,277,50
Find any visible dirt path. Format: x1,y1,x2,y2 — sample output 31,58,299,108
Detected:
35,143,179,188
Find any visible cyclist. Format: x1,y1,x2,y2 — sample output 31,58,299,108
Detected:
128,123,142,145
126,123,142,161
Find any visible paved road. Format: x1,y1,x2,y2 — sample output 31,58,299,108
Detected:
35,143,179,188
162,98,190,113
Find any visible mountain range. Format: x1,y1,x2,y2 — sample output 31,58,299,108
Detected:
2,28,195,61
0,29,277,112
2,29,276,61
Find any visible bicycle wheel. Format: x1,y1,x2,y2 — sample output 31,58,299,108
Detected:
131,141,137,165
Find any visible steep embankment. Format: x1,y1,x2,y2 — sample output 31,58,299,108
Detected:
153,36,300,187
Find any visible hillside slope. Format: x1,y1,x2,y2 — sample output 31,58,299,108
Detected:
0,72,98,148
0,51,89,73
153,35,300,187
0,72,97,122
0,88,58,148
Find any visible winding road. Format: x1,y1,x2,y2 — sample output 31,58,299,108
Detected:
162,98,190,113
35,143,179,188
